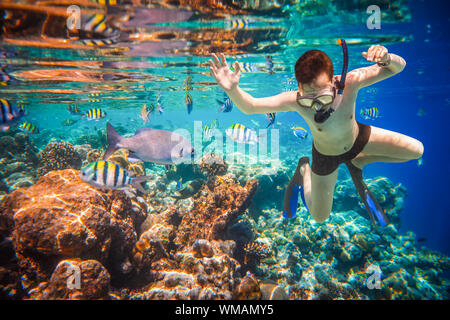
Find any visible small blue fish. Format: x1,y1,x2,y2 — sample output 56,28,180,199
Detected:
417,158,423,167
292,126,308,139
185,93,193,114
266,113,276,128
417,107,426,117
176,178,183,191
360,107,380,120
217,96,233,113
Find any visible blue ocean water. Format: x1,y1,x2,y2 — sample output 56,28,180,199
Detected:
0,0,449,299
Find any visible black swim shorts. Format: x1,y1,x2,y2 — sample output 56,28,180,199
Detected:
311,121,371,176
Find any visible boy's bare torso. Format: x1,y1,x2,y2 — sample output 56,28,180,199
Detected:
283,74,360,156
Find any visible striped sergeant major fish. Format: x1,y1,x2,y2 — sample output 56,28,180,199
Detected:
230,62,258,73
92,0,121,5
360,107,380,120
225,123,260,145
203,119,219,141
282,77,297,92
18,122,39,134
184,75,193,91
139,104,152,123
83,14,114,35
0,99,25,131
68,103,83,115
203,125,211,140
79,37,118,47
79,160,149,193
226,18,255,29
84,108,107,120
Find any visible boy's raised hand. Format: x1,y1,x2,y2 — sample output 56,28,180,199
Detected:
362,45,389,64
209,53,241,91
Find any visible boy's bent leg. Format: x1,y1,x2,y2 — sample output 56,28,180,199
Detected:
283,157,338,223
351,153,418,169
306,166,338,223
361,125,424,160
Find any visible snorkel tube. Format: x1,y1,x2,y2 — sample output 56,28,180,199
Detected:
336,38,348,94
314,38,349,123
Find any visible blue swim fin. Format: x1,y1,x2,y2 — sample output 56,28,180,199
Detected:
282,157,310,219
345,161,389,227
364,188,389,227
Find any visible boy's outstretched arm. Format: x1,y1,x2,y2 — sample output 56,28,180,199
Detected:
348,45,406,89
209,53,296,115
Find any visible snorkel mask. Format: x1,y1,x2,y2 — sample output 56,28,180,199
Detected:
296,39,349,123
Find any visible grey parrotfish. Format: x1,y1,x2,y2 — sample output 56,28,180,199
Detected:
104,123,195,165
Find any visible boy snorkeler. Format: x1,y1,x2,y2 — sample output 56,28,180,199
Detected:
209,42,423,227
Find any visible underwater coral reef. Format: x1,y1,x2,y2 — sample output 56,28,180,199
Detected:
0,136,448,300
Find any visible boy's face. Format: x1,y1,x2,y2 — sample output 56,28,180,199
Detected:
298,71,333,95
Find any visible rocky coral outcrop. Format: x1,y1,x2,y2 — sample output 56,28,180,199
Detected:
199,153,228,179
28,259,111,300
174,174,258,248
0,169,147,290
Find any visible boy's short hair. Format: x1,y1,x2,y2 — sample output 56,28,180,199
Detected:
295,50,334,85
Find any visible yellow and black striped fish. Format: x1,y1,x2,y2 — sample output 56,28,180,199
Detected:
227,18,254,29
360,107,380,120
80,37,118,47
92,0,120,6
83,14,113,34
68,103,83,115
225,123,259,145
18,122,39,134
85,108,107,120
79,160,148,192
184,75,193,91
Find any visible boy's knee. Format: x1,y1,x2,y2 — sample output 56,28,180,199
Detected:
310,209,330,223
412,141,424,159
